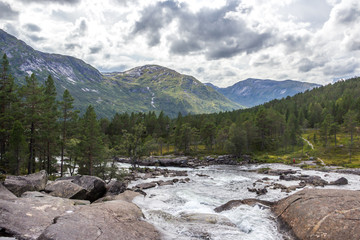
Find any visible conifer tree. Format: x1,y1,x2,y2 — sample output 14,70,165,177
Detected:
7,121,26,175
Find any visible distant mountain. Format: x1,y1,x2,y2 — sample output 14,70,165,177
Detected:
0,29,241,118
206,78,321,107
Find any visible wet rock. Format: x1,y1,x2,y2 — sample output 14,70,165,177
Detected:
105,180,127,196
158,180,174,186
172,178,179,183
180,213,236,227
38,200,160,240
279,175,300,181
247,187,268,195
303,176,328,187
0,183,17,200
4,170,47,197
45,180,88,199
273,189,360,240
134,182,157,190
214,199,274,213
0,192,80,240
196,173,209,177
329,177,348,185
57,175,106,202
264,169,297,176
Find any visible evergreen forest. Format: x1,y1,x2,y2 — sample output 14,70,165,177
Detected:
1,53,360,179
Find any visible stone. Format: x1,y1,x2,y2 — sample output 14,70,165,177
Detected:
0,192,79,240
134,182,157,190
303,176,328,187
273,189,360,240
94,190,141,204
105,180,127,196
0,183,17,200
38,200,160,240
45,180,88,199
329,177,348,185
214,199,274,213
57,175,106,202
158,180,174,186
4,170,48,197
180,213,236,227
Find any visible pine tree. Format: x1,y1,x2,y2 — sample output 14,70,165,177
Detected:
59,89,78,177
7,121,26,175
21,74,44,174
0,54,17,167
41,75,59,174
79,105,104,176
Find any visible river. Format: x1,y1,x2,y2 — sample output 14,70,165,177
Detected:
119,163,360,240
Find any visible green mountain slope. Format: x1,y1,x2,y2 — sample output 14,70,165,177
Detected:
0,29,241,117
206,78,321,107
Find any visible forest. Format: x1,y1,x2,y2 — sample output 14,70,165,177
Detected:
1,53,360,179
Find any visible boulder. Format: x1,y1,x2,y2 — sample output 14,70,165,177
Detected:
180,213,236,227
3,170,47,197
105,180,127,196
273,189,360,240
303,176,328,187
0,191,80,240
94,190,141,203
0,183,17,200
45,180,88,199
134,182,157,190
38,200,160,240
329,177,348,185
57,175,106,202
214,199,274,213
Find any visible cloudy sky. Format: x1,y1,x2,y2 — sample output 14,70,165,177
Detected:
1,0,360,87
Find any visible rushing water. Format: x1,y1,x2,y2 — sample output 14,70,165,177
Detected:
119,163,360,240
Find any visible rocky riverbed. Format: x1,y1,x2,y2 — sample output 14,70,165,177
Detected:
2,163,360,239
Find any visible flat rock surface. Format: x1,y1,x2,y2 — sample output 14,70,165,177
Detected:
273,188,360,240
0,192,79,240
0,183,17,200
38,200,160,240
45,180,88,199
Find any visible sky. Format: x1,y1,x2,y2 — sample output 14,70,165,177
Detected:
1,0,360,87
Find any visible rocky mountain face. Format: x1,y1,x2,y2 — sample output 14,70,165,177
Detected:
0,29,241,118
206,78,321,107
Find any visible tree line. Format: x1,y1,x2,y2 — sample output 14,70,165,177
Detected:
1,53,359,178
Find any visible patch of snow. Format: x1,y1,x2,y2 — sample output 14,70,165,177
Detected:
280,89,287,94
67,77,76,85
26,70,32,76
96,97,103,103
81,88,99,93
147,87,156,108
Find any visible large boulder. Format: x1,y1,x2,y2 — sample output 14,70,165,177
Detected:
273,189,360,240
94,190,141,203
3,170,47,197
45,180,88,199
105,180,127,196
37,200,160,240
329,177,348,185
57,175,106,202
0,192,81,240
0,183,17,200
180,213,236,227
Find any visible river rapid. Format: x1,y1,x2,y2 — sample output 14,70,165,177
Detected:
119,163,360,240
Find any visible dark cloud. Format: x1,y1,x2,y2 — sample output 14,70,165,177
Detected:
196,67,205,73
323,60,359,76
68,19,88,39
283,34,309,53
27,34,46,42
347,40,360,51
132,0,273,59
64,43,81,50
336,4,360,24
23,23,41,32
0,1,19,20
89,45,103,54
298,58,324,73
19,0,81,5
115,0,138,7
51,9,79,22
225,70,236,77
4,23,19,36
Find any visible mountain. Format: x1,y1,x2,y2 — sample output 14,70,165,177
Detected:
206,78,321,107
0,29,241,118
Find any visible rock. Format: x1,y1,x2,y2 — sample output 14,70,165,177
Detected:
45,180,88,199
214,199,274,213
38,200,160,240
158,180,174,186
247,187,267,195
273,189,360,240
329,177,348,185
172,178,179,183
3,170,47,197
303,176,328,187
0,183,17,200
0,191,79,239
134,182,157,190
264,169,297,176
57,175,106,202
105,180,127,196
180,213,236,227
94,190,141,203
196,173,209,177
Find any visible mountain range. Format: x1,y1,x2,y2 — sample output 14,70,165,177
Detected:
206,79,321,107
0,29,320,117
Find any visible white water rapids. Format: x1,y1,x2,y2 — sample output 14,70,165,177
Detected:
118,163,360,240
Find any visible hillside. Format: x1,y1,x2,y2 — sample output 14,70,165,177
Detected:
0,29,241,118
206,78,321,107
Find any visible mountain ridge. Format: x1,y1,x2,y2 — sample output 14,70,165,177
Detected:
0,29,241,118
206,78,321,107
